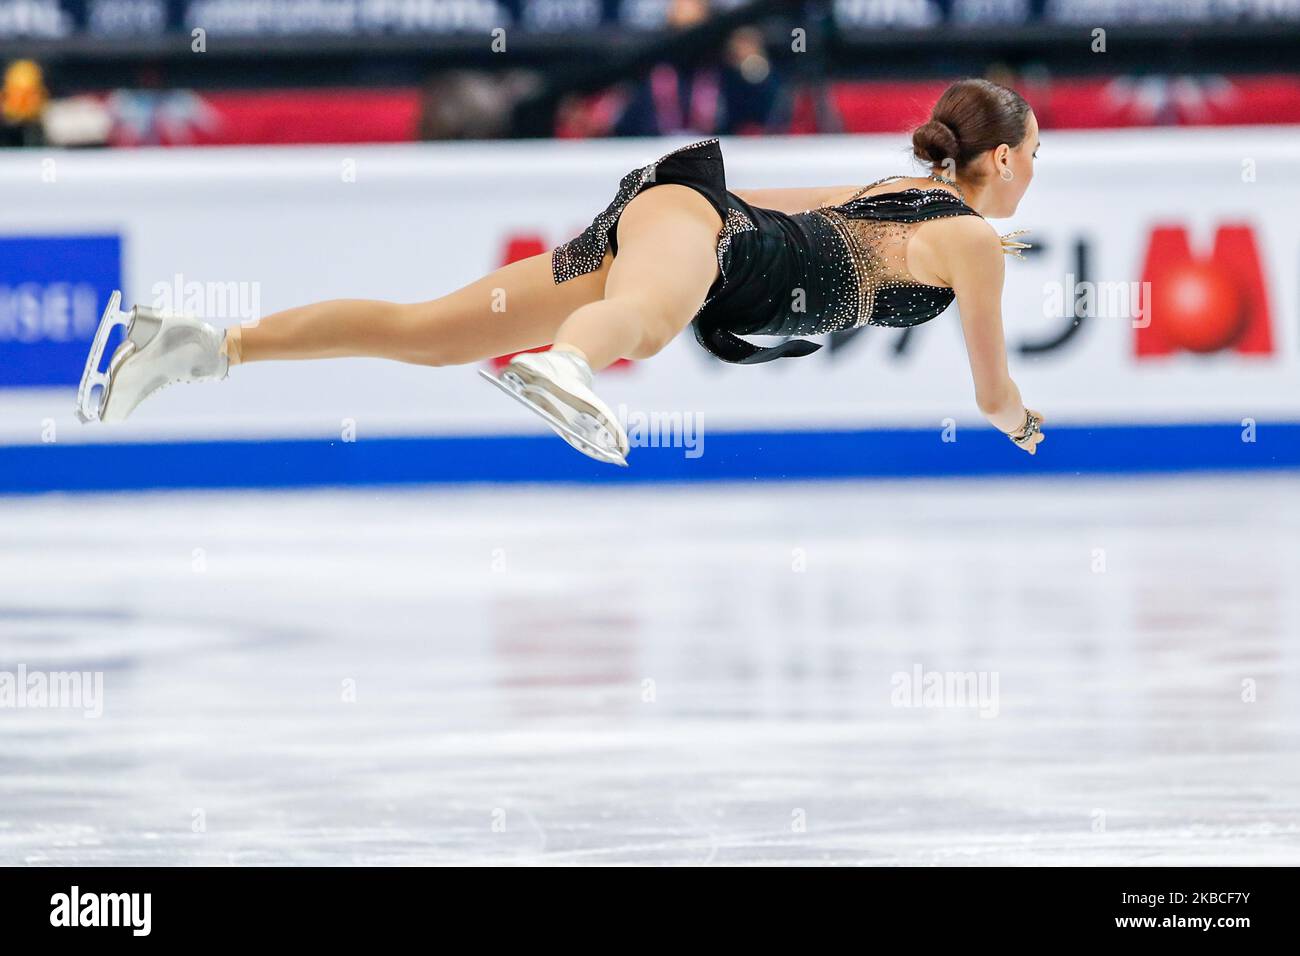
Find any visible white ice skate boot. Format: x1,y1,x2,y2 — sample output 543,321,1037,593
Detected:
76,291,229,424
479,349,630,466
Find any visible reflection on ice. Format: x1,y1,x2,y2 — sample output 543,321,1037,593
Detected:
0,476,1297,864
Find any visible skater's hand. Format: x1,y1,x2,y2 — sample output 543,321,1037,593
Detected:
1005,408,1045,455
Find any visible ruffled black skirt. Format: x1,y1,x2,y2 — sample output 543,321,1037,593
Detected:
549,137,841,365
550,137,730,286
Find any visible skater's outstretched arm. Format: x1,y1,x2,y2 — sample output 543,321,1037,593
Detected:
942,215,1045,454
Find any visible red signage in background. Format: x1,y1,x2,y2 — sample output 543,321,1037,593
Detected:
502,235,549,265
81,74,1300,146
1136,224,1273,357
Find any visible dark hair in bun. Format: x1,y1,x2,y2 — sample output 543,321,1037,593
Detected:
911,78,1030,174
912,119,961,166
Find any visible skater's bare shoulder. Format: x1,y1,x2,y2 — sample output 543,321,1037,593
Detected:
918,214,1002,290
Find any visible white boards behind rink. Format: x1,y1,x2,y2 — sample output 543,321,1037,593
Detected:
0,128,1297,487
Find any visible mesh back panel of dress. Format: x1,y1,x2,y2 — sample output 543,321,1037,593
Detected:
810,187,980,332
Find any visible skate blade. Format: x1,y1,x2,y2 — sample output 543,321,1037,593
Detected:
506,360,629,459
478,368,628,467
75,290,133,424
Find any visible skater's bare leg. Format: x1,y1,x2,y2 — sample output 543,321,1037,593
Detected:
551,184,721,371
232,249,609,368
478,187,719,464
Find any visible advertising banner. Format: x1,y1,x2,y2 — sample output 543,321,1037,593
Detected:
1,128,1296,489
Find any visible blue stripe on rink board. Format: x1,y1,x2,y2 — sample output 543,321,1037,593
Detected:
2,422,1299,494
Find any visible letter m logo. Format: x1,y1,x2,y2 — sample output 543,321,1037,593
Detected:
1136,224,1273,356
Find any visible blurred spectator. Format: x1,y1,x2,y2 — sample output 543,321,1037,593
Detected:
418,71,539,140
719,26,781,135
612,0,781,137
1,60,49,147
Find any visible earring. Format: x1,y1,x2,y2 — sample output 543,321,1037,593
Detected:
1000,168,1014,182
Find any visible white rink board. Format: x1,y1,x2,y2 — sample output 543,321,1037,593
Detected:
1,127,1299,447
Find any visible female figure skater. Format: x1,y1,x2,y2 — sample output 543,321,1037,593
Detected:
78,78,1044,464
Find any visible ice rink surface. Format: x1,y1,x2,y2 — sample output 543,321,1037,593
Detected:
1,474,1298,866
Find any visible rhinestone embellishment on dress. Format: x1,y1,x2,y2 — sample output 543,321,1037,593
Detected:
551,138,725,285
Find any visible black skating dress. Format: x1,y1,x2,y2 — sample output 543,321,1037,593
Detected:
551,137,984,364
